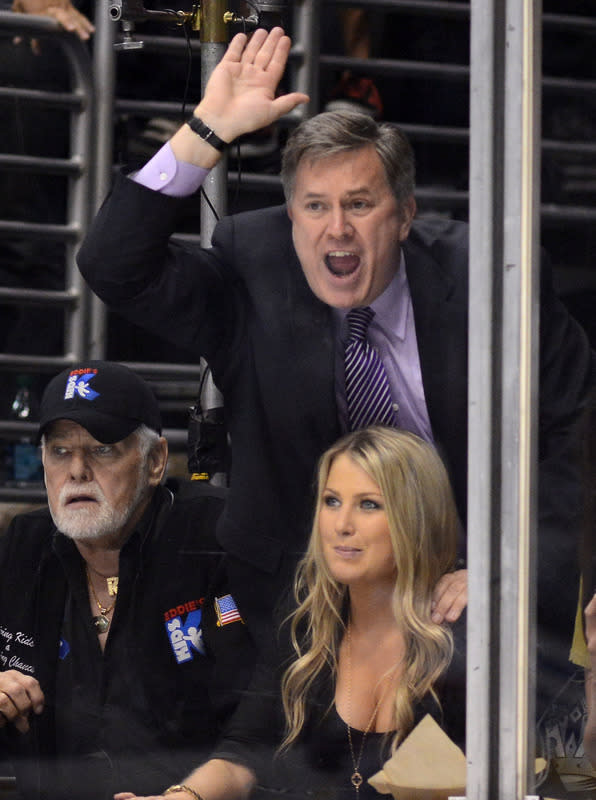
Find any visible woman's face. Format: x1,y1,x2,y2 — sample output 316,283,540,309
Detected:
318,453,396,588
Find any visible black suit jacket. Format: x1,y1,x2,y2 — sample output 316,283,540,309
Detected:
78,173,594,639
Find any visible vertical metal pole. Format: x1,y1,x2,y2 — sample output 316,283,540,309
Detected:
468,0,540,796
200,0,228,245
62,37,95,362
499,0,540,792
199,0,228,483
88,3,117,358
467,0,504,792
290,0,320,120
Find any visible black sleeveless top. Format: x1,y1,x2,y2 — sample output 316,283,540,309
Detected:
213,614,466,800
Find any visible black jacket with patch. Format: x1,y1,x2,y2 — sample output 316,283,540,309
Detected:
0,484,256,799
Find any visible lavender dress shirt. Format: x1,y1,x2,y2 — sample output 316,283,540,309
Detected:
133,142,208,196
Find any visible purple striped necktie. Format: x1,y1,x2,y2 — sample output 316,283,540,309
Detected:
344,306,398,431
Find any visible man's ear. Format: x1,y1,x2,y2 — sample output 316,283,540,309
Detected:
147,437,169,486
398,195,417,241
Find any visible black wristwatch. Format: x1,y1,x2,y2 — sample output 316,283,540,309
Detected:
186,116,228,151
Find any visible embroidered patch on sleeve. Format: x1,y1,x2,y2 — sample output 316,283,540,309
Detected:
0,626,37,673
214,594,243,627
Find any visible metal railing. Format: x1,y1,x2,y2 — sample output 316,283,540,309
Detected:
0,11,94,375
0,12,96,502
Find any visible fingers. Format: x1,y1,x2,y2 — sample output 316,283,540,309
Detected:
225,27,288,75
261,31,292,77
46,4,95,39
586,594,596,651
242,26,278,66
114,795,164,800
0,671,44,733
252,27,287,71
220,30,248,63
249,29,293,88
270,92,310,118
431,568,468,624
11,0,94,40
198,26,306,142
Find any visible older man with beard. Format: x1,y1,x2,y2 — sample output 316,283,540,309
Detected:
0,361,256,800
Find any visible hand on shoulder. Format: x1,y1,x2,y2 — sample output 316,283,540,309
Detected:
431,568,467,624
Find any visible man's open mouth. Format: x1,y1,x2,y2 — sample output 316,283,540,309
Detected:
65,495,97,505
325,252,360,277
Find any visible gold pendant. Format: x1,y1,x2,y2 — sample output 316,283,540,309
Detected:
351,771,363,789
106,577,119,597
93,614,110,633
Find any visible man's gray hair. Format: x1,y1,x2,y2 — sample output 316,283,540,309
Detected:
280,110,416,205
134,424,161,462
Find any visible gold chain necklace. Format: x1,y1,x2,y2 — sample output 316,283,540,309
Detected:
345,624,391,797
86,563,119,597
86,565,116,634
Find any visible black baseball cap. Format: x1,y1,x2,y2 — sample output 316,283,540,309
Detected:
37,361,162,444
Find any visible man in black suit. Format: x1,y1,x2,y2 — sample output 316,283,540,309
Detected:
77,29,594,662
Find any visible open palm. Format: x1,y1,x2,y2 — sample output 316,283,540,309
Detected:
199,27,309,141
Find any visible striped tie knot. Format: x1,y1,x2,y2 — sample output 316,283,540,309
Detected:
346,306,375,342
344,306,398,431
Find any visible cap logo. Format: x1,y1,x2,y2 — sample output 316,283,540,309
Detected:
64,369,100,402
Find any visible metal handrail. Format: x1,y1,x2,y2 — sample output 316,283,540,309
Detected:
0,11,95,370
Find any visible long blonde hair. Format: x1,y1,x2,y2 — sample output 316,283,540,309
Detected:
280,427,459,752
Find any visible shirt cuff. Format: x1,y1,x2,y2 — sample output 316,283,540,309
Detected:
132,142,209,197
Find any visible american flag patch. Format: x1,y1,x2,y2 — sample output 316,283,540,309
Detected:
214,594,243,627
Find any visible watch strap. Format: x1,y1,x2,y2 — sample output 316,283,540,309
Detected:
186,115,228,151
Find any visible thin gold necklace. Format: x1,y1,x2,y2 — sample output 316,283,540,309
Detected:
86,563,119,597
345,624,392,796
86,565,116,634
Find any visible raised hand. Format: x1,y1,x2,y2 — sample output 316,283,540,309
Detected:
194,27,309,143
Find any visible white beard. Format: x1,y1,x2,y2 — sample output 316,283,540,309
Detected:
48,476,147,542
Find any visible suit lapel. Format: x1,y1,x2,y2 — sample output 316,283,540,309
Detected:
402,235,460,437
285,254,340,447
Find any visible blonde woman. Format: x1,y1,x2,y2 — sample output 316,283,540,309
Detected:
118,427,466,800
279,426,464,773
